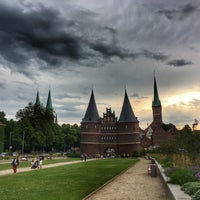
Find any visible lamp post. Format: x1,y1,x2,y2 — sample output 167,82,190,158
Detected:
22,131,25,156
9,132,12,155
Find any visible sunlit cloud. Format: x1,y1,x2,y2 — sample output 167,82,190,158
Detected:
163,91,200,106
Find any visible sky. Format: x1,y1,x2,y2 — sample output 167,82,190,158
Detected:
0,0,200,129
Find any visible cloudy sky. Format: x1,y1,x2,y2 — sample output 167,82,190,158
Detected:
0,0,200,129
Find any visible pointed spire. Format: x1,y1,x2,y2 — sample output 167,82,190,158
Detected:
152,75,161,107
82,89,99,123
46,89,53,111
35,90,40,106
119,89,138,122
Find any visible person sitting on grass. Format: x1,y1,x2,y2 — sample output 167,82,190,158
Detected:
31,159,39,169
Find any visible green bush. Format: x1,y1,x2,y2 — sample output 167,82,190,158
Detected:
132,150,139,157
66,151,81,158
169,168,197,185
181,182,200,195
192,189,200,200
139,149,146,156
1,156,10,160
160,157,173,168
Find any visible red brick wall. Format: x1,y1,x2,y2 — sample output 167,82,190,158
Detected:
80,120,141,156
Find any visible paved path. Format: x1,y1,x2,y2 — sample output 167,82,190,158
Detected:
0,160,85,176
85,158,171,200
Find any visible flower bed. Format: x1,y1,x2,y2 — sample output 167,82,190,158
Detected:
151,153,200,200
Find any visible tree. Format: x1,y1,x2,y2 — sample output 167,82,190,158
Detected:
0,111,6,153
0,112,7,124
174,125,200,165
161,123,176,131
15,102,62,152
4,119,21,153
61,124,80,151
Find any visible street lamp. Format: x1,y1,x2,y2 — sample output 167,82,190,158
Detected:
22,131,25,156
9,132,12,155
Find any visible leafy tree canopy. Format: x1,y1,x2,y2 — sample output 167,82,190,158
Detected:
0,111,7,124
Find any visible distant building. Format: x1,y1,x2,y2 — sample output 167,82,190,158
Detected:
80,89,141,157
141,75,177,148
34,89,57,123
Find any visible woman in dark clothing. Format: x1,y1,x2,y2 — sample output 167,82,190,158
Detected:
11,157,19,173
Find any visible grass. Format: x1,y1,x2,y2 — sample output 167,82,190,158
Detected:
0,158,138,200
0,157,79,170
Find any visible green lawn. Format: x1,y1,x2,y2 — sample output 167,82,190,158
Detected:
0,158,138,200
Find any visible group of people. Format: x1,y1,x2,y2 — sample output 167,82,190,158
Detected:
81,153,87,161
11,155,44,173
31,155,44,169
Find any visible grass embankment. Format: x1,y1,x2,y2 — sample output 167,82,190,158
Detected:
0,158,138,200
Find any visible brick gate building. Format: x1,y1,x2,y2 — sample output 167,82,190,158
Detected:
80,89,141,157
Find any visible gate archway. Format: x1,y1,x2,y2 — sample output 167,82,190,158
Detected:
104,147,116,157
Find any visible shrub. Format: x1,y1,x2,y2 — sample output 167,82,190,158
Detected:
139,149,146,156
132,150,139,157
169,168,197,185
192,189,200,200
196,172,200,181
181,182,200,196
66,151,81,158
161,158,173,168
188,166,200,179
164,167,177,177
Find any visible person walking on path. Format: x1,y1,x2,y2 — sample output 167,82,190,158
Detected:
11,156,19,173
39,155,44,169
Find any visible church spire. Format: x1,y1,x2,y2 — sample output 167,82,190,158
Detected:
46,89,53,111
152,74,162,124
152,75,161,107
35,90,40,106
119,89,138,122
82,89,99,123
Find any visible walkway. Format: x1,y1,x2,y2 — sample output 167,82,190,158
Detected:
0,160,84,176
85,158,171,200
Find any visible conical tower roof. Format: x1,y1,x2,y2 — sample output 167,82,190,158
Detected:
46,89,53,111
119,89,138,122
152,76,161,107
35,90,40,106
82,90,99,123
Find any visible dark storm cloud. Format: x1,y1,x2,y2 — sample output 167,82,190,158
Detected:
0,2,83,67
91,42,133,59
157,3,198,20
167,59,193,67
139,50,168,61
90,41,168,61
0,1,170,75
